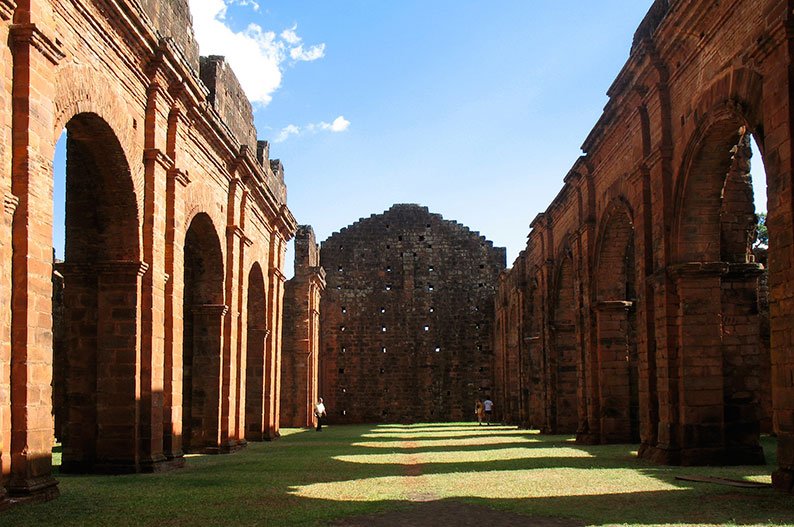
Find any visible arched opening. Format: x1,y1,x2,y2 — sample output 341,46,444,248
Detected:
549,252,578,434
672,119,767,465
182,213,225,453
244,263,268,441
51,113,142,473
593,204,640,444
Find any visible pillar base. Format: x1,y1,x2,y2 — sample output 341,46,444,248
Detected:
639,443,765,466
575,432,600,445
772,468,794,493
141,455,184,473
6,475,59,503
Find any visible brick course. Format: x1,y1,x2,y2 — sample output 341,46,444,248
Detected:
319,204,505,424
494,0,794,492
1,0,296,504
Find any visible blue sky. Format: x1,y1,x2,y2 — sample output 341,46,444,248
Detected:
53,1,767,271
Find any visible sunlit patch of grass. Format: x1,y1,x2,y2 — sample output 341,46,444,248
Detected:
291,467,683,501
353,435,537,449
334,446,593,465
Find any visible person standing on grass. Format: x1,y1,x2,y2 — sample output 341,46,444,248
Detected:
483,397,494,425
314,398,327,431
475,399,485,426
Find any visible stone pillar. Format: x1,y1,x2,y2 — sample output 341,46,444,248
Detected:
138,79,174,471
8,16,62,499
162,107,191,462
673,263,725,465
189,304,227,453
595,301,634,443
0,193,18,507
0,2,15,505
721,263,765,463
266,235,287,438
94,261,148,473
245,327,269,440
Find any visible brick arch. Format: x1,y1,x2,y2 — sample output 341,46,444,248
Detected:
548,244,578,434
54,109,145,474
244,261,269,441
182,183,229,257
666,68,767,465
672,68,764,264
182,212,226,453
594,199,635,301
591,199,640,444
53,63,144,235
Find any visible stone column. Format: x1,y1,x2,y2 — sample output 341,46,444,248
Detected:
94,261,148,473
8,17,62,499
245,326,269,440
721,263,765,464
0,0,15,508
138,79,174,471
595,301,634,443
0,193,18,506
266,236,287,439
58,263,98,473
190,304,227,453
162,117,191,462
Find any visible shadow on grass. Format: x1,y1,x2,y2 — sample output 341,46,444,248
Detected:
1,424,789,527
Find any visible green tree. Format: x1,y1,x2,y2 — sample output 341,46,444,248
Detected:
755,212,768,247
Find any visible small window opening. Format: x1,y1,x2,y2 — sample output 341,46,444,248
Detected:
381,326,387,332
341,307,347,314
385,285,392,291
381,346,387,353
340,325,346,332
428,284,434,291
429,307,435,313
428,265,434,272
435,346,441,352
423,325,430,331
380,307,386,314
339,368,345,374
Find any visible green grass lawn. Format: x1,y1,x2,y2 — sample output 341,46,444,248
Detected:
3,424,792,526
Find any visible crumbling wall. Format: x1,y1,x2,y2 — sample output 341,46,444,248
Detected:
320,204,506,423
140,0,200,70
200,56,258,151
281,226,325,428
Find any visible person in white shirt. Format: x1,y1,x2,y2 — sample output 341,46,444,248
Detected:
483,398,494,425
314,398,327,431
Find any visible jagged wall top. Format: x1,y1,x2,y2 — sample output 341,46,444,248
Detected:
140,0,200,71
137,0,287,208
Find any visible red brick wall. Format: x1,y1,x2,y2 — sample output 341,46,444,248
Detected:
1,0,297,504
320,205,506,424
495,0,794,490
281,226,325,428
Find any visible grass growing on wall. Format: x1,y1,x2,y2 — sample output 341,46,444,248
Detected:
4,424,791,526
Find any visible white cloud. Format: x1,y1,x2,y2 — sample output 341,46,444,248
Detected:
188,1,325,106
275,116,351,143
290,43,326,62
275,124,301,143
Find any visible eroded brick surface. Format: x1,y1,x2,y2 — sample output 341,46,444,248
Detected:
493,0,794,492
1,0,296,505
319,205,505,423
